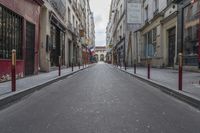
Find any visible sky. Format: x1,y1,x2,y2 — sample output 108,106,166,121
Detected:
90,0,111,46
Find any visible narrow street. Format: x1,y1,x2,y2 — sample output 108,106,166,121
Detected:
0,63,200,133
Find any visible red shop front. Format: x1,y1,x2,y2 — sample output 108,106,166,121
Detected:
0,0,43,82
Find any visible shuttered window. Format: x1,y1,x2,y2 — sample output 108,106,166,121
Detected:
0,5,23,59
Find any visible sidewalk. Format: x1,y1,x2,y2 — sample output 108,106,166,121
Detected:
0,65,87,97
116,66,200,98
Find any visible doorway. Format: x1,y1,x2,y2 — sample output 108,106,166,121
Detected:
168,27,176,67
25,22,35,76
50,25,61,67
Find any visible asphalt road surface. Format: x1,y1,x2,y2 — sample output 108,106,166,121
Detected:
0,63,200,133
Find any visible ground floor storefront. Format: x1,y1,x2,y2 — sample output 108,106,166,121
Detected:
139,16,163,68
0,0,43,82
177,0,200,69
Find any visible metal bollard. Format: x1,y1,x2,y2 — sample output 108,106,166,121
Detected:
147,58,151,79
72,60,74,72
58,56,61,76
11,50,16,92
124,62,127,71
134,60,136,74
178,53,183,91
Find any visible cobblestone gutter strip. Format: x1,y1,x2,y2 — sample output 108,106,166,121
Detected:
0,65,94,109
111,65,200,110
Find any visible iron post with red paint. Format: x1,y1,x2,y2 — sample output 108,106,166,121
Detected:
147,57,151,79
11,50,16,92
178,53,183,91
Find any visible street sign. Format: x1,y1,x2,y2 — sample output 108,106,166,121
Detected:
80,30,84,37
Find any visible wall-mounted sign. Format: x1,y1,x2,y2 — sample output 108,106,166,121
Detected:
80,30,85,37
127,2,142,24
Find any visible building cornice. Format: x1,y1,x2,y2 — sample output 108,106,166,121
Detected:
140,13,163,31
160,11,178,24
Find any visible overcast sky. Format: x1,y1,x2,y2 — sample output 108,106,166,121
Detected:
90,0,111,46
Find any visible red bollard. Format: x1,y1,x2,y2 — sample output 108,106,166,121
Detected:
148,64,150,79
58,56,61,76
147,58,151,79
11,50,16,92
178,53,183,91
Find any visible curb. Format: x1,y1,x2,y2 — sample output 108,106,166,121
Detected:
0,65,93,108
111,65,200,110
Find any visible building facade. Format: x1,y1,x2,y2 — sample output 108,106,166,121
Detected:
95,46,106,62
0,0,43,82
39,0,95,72
137,0,170,67
106,0,126,66
107,0,199,70
39,0,66,72
106,0,142,67
0,0,95,82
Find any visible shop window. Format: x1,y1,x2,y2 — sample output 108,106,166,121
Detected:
183,1,200,66
144,34,148,57
152,27,157,56
144,27,157,58
0,5,22,59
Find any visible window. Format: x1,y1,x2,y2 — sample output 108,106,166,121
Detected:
147,31,153,57
120,25,122,38
120,4,122,17
154,0,158,11
0,5,23,59
50,25,56,50
73,15,75,28
68,8,71,23
144,28,157,58
76,21,78,29
152,27,157,56
145,6,148,22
